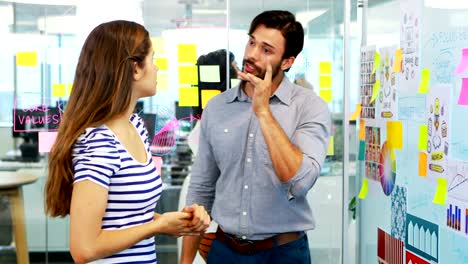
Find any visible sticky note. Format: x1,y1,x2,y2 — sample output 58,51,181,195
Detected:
358,178,369,199
157,73,169,91
319,89,332,102
418,125,428,151
418,68,430,94
387,121,403,150
458,78,468,105
319,75,332,88
199,65,221,83
372,52,380,74
154,58,168,71
327,136,334,156
349,104,362,121
16,51,38,66
52,83,66,97
177,44,197,63
151,37,165,55
319,62,332,74
152,156,163,175
432,177,448,205
393,48,403,72
201,89,221,109
359,119,366,140
178,66,198,85
231,78,241,87
38,131,58,153
454,48,468,75
67,83,73,96
418,152,427,177
178,87,199,107
370,80,380,104
358,140,366,160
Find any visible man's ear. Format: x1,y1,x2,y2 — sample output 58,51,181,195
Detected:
281,57,295,71
133,62,143,81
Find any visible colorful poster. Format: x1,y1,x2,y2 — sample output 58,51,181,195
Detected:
447,159,468,203
365,126,381,181
445,198,468,236
406,250,430,264
391,186,407,242
426,84,451,179
406,213,439,262
377,228,404,264
400,0,421,93
378,46,398,120
360,46,377,119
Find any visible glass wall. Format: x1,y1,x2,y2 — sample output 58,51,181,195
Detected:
0,0,356,263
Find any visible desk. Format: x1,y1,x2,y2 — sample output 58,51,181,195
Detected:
0,169,41,264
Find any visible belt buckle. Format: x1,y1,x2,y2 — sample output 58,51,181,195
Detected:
233,237,256,255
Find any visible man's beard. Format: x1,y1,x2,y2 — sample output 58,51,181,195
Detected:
242,59,281,80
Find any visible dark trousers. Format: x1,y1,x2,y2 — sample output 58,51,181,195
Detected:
207,234,311,264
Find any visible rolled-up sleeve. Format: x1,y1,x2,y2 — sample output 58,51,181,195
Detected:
283,97,331,198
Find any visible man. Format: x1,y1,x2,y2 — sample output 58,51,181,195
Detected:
181,10,331,263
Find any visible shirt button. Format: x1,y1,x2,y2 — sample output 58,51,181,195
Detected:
242,236,247,239
244,185,248,189
246,158,251,163
242,211,247,216
224,128,229,133
249,133,253,138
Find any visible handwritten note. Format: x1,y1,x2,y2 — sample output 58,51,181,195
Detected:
349,104,362,121
199,65,220,83
16,51,38,67
454,48,468,75
319,75,332,88
151,37,165,55
154,58,168,71
52,83,66,97
458,78,468,105
201,89,221,109
178,87,199,107
327,136,334,156
178,66,198,85
418,125,428,151
432,177,447,205
370,80,380,104
38,131,58,153
372,52,380,74
418,152,427,177
319,89,332,102
418,68,430,94
387,121,403,150
393,48,402,72
177,44,197,63
319,61,332,74
358,178,369,199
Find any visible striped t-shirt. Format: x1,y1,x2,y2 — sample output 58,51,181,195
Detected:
72,113,162,263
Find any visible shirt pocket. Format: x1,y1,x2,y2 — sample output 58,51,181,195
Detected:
211,126,236,165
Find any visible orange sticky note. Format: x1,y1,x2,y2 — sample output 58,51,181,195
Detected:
178,66,198,85
52,83,66,97
387,121,403,150
178,87,199,107
358,178,369,199
359,119,366,140
157,73,169,91
418,152,427,177
319,75,332,88
433,177,448,205
393,48,402,72
319,89,332,102
38,131,58,153
177,44,197,63
319,62,332,74
16,51,38,66
154,58,168,71
201,89,221,109
349,104,362,121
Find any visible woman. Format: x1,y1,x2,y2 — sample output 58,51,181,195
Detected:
45,20,209,264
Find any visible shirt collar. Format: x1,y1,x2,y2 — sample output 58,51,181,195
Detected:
225,77,293,106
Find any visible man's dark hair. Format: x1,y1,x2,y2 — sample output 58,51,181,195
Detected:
248,10,304,59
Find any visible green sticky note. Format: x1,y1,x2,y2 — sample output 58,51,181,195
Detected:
358,178,369,199
432,177,448,205
52,83,66,97
418,125,428,151
178,66,198,85
177,44,197,63
199,65,221,83
370,80,380,104
387,121,403,150
372,52,380,74
319,62,332,74
358,140,366,160
178,87,199,107
418,68,430,94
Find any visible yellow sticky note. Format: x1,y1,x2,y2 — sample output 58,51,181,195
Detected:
151,37,165,55
52,83,66,97
157,73,169,91
201,89,221,109
16,51,38,67
418,125,428,151
359,119,366,140
178,66,198,85
418,68,431,94
231,78,241,87
199,65,221,83
319,62,332,74
67,83,73,96
327,136,334,156
154,58,168,71
178,44,197,63
319,75,332,88
349,104,362,121
319,89,332,102
387,121,403,150
418,152,427,177
370,80,380,104
179,87,199,107
372,52,380,74
358,178,369,199
432,177,448,205
393,48,402,72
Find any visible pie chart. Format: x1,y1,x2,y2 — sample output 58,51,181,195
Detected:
379,141,396,196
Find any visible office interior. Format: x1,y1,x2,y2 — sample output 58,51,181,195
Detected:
0,0,468,263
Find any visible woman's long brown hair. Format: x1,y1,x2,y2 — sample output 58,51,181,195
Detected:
45,20,151,217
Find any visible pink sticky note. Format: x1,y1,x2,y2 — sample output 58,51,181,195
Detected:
455,48,468,75
38,131,58,153
152,156,163,175
458,78,468,105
